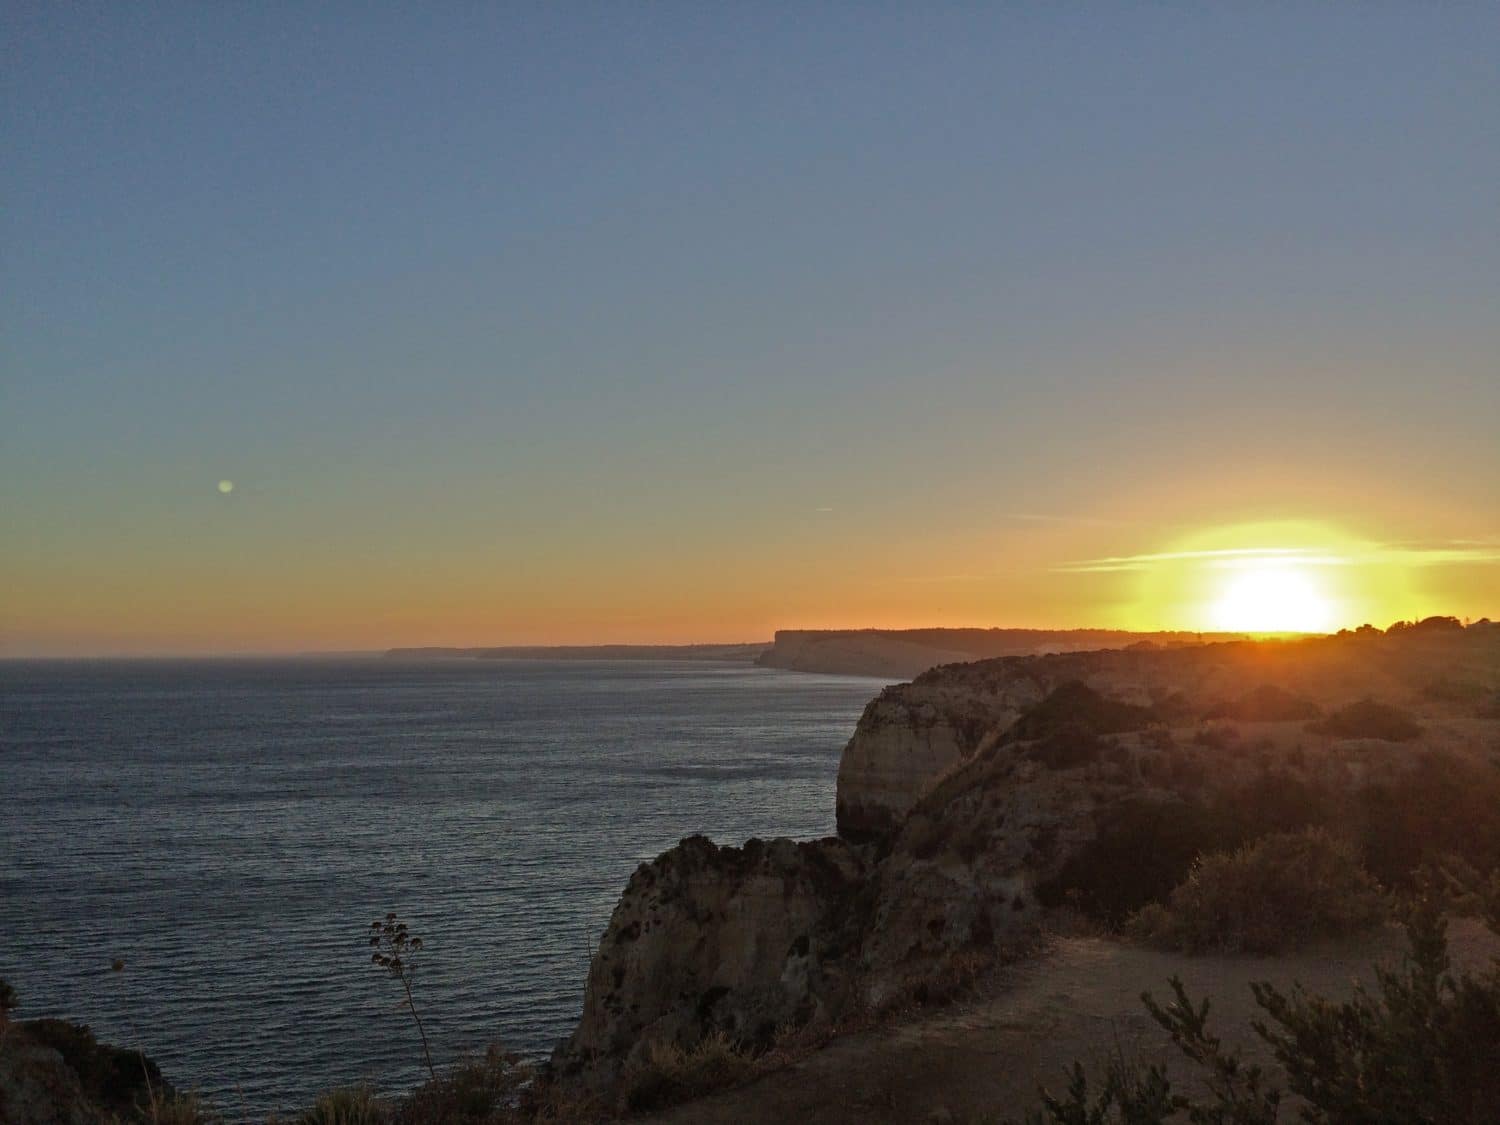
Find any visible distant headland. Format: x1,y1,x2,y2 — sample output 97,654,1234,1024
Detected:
758,628,1253,678
383,642,773,662
385,629,1257,678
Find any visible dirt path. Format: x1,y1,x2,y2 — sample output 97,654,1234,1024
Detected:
641,919,1500,1124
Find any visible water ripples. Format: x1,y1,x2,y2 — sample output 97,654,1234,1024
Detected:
0,657,883,1119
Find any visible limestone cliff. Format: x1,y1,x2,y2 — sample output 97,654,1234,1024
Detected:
555,835,872,1087
558,622,1500,1095
833,629,1494,840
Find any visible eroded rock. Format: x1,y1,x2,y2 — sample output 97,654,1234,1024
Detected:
555,834,872,1087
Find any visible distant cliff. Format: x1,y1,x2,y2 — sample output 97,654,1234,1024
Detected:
386,643,771,662
756,628,1242,679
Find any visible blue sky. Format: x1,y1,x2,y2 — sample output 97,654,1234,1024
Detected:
4,4,1497,652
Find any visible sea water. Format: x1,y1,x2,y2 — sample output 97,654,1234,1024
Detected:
0,657,884,1117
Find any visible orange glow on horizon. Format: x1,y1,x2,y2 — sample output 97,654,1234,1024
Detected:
1108,520,1455,635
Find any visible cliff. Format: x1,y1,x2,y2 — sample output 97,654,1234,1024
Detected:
757,628,1245,679
0,1016,173,1124
558,836,872,1088
557,619,1500,1102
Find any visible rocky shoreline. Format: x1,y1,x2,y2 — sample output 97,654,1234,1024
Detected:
7,618,1497,1122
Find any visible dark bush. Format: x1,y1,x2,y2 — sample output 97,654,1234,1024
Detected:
1354,752,1500,888
1308,698,1421,741
1218,769,1329,838
1421,677,1487,703
1037,798,1240,927
19,1018,171,1118
396,1046,529,1124
301,1087,386,1124
1024,726,1106,769
1128,829,1385,954
1252,904,1500,1125
1205,684,1322,722
1006,681,1157,743
1022,894,1500,1125
620,1032,754,1112
1192,723,1241,750
1038,770,1338,929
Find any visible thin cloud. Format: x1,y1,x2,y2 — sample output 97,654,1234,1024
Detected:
1055,542,1500,574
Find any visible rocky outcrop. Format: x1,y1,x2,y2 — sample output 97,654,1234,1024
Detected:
834,678,1042,840
0,1018,170,1124
555,835,872,1088
559,626,1500,1095
831,630,1495,842
834,648,1189,839
859,758,1106,1001
0,1040,93,1125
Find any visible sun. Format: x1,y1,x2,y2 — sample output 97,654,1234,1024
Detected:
1209,565,1335,633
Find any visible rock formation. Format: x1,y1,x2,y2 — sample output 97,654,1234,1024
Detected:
0,1016,172,1124
556,836,871,1088
557,623,1500,1095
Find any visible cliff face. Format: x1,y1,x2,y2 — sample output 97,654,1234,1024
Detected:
555,835,871,1087
834,678,1043,840
0,1019,172,1124
833,630,1498,841
559,624,1500,1095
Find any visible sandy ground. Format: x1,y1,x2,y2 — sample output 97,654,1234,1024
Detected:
640,919,1500,1124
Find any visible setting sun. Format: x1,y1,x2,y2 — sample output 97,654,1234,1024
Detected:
1209,565,1335,633
1103,520,1441,634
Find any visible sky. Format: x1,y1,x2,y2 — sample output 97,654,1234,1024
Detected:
3,4,1497,655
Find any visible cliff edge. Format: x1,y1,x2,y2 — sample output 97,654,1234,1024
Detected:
557,618,1500,1105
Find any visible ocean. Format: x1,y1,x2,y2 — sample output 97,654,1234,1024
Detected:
0,657,884,1118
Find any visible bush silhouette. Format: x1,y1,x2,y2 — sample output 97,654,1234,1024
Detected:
1307,699,1420,741
1127,829,1384,954
1022,891,1500,1124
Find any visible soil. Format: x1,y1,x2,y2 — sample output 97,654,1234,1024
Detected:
640,918,1500,1124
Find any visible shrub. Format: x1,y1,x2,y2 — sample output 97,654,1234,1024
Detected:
299,1087,387,1125
20,1017,172,1117
1192,723,1241,750
1024,726,1106,770
1307,698,1421,741
1206,684,1322,722
1021,894,1500,1124
0,977,16,1018
620,1031,754,1112
1021,1054,1177,1125
1217,770,1328,840
1037,798,1241,927
1354,752,1500,889
1128,829,1384,954
1251,901,1500,1124
880,949,995,1014
1006,682,1157,742
396,1046,529,1124
1421,677,1487,703
141,1091,219,1125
